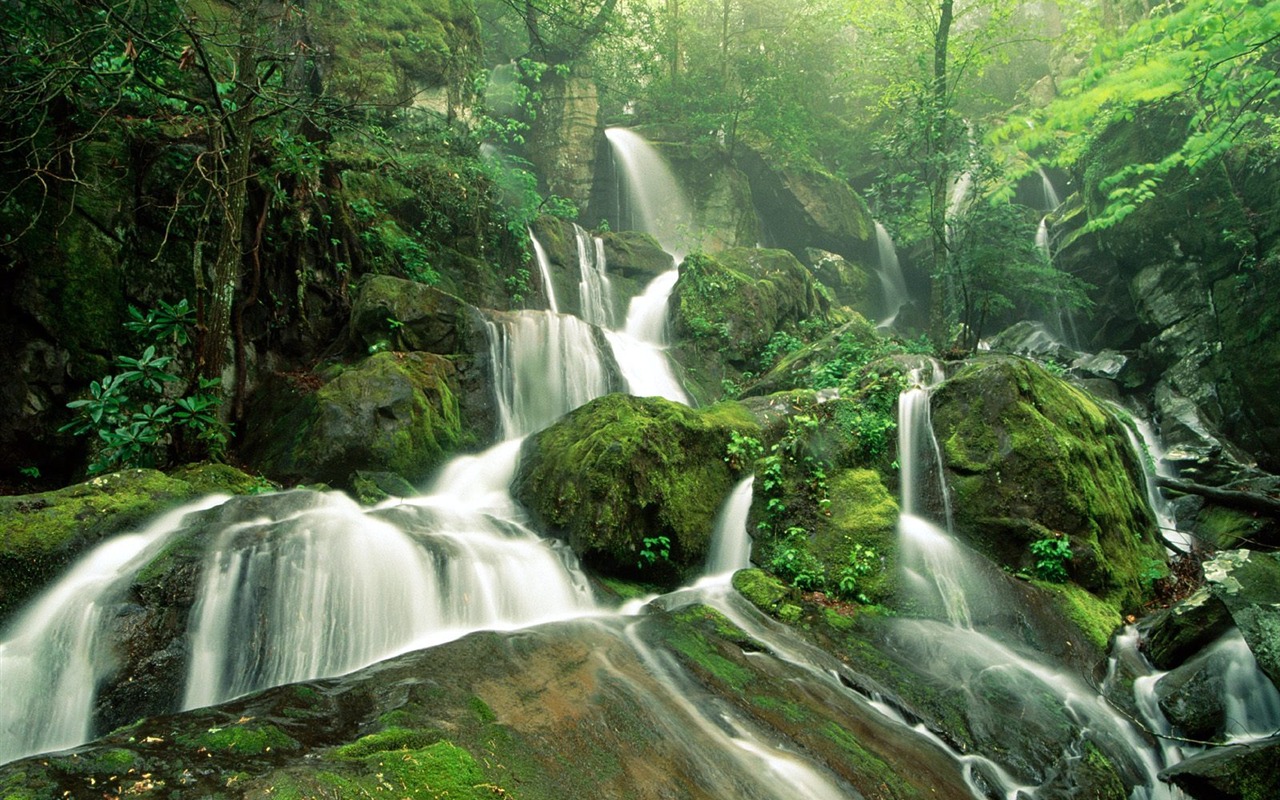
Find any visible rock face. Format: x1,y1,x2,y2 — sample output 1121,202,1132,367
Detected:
513,395,759,585
1161,737,1280,800
931,355,1164,610
347,275,482,356
241,351,464,488
737,147,875,263
524,65,601,209
1201,549,1280,688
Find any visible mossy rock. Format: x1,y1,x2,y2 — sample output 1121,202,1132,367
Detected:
347,275,479,355
0,469,201,624
810,469,900,604
671,248,822,369
513,394,759,585
931,355,1163,612
309,0,481,109
242,351,464,488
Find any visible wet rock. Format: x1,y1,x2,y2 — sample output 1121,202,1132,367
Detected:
513,394,759,586
1154,383,1256,483
1071,349,1131,381
1160,735,1280,800
351,470,419,504
241,352,464,488
1203,550,1280,688
931,355,1164,611
0,468,258,625
523,64,600,209
804,248,875,315
1139,587,1233,670
985,320,1081,365
1155,645,1233,741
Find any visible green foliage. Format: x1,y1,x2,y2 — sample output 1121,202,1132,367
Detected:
638,535,672,569
1015,0,1280,232
836,544,879,602
768,529,826,592
1029,536,1072,583
61,301,228,473
723,431,763,471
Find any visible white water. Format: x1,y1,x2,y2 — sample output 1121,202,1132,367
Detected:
529,229,559,313
1120,415,1192,552
1035,216,1051,261
874,221,910,330
0,495,229,764
574,223,615,328
704,476,755,577
485,310,615,437
892,366,1191,799
1037,166,1062,211
604,127,694,258
601,128,693,403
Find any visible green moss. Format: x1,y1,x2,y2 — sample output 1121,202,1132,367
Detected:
168,462,273,496
733,568,793,613
0,469,202,622
179,722,299,755
1195,505,1267,550
333,727,440,759
666,606,757,691
468,696,497,724
1033,581,1124,650
820,721,923,798
751,695,809,722
513,394,760,585
46,748,139,776
931,356,1164,611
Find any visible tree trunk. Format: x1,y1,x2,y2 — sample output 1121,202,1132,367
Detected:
928,0,954,348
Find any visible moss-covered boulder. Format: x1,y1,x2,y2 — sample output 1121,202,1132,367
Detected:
0,466,261,625
931,355,1164,611
805,248,875,315
348,275,481,356
669,248,823,399
1161,737,1280,800
242,351,464,488
309,0,481,112
512,394,759,584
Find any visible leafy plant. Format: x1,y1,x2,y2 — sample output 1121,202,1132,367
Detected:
768,528,826,592
62,301,228,474
1030,536,1072,583
835,543,879,603
724,431,764,471
637,535,672,569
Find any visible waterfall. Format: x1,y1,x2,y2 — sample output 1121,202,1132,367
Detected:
1037,166,1062,211
0,496,229,765
704,476,755,577
573,223,615,328
1120,415,1191,552
1035,216,1051,261
604,128,693,257
891,363,1190,799
529,229,559,313
873,222,910,330
183,469,600,710
601,127,693,404
485,310,616,438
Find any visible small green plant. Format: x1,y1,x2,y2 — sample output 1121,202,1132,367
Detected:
638,535,671,569
724,431,763,470
1139,557,1169,591
836,543,879,602
1030,536,1072,583
769,532,826,592
19,465,40,479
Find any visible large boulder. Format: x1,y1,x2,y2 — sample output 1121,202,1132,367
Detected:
1161,736,1280,800
669,248,823,395
1201,549,1280,688
347,275,482,356
241,351,465,488
931,355,1164,610
512,394,759,585
0,465,259,625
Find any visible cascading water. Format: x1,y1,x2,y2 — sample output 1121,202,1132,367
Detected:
1037,165,1062,211
485,310,616,437
600,127,692,403
573,223,616,328
703,476,755,577
0,496,228,765
891,363,1193,799
1120,414,1192,552
529,228,560,313
874,221,910,330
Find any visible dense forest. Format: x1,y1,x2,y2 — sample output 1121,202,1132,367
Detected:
2,1,1279,798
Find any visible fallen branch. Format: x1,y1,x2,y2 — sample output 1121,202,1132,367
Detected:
1157,476,1280,517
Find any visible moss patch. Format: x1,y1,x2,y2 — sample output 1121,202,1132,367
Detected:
1033,580,1124,651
